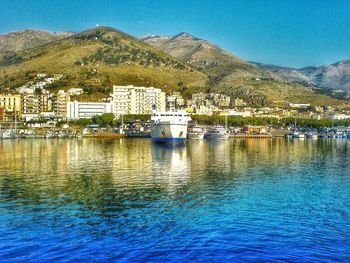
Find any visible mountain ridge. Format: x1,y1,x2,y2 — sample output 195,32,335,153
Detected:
254,60,350,93
0,27,348,107
0,29,74,53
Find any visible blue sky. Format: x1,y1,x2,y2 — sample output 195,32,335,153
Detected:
0,0,349,68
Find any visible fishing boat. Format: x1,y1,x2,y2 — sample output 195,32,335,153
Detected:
151,110,191,144
205,126,229,140
188,126,205,140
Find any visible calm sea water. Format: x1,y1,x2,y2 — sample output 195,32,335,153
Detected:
0,138,349,262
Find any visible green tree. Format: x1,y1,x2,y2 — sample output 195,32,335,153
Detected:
101,113,116,126
75,118,91,127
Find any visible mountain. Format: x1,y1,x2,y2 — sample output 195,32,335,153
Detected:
255,60,350,93
0,27,207,100
0,29,74,53
142,32,269,85
143,32,350,106
0,27,348,107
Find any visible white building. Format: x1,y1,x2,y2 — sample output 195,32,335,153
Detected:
112,85,166,115
221,110,251,117
67,100,113,119
67,88,84,96
330,114,350,120
289,103,310,108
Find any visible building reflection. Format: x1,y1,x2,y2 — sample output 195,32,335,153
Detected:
0,138,349,209
151,143,189,192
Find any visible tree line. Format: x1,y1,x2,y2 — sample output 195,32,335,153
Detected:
69,114,350,129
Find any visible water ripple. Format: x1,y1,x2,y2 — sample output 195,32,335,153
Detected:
0,138,350,262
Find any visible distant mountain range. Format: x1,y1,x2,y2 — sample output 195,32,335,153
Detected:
0,30,74,53
0,27,349,107
254,60,350,93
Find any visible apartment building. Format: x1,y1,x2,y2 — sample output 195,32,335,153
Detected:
0,94,22,112
112,85,166,115
54,90,70,118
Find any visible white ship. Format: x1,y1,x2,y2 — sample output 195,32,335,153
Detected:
188,126,205,140
151,110,191,143
2,129,16,139
205,126,229,140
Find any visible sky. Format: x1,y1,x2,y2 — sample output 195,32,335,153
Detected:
0,0,349,68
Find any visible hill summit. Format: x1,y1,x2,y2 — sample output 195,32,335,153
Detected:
0,26,207,99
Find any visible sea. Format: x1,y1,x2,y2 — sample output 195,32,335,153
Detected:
0,138,349,262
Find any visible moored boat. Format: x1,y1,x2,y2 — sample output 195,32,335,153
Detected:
58,131,69,138
292,132,305,139
205,126,229,140
306,132,318,139
151,110,191,144
188,126,205,140
2,129,15,139
46,131,57,138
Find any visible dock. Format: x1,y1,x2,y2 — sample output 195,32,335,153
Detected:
83,132,127,138
229,133,272,138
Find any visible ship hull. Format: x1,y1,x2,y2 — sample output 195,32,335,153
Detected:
188,133,204,140
151,124,188,144
205,134,229,140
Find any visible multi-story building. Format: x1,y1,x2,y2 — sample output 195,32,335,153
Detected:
232,98,246,107
21,90,68,121
209,93,231,107
192,92,206,105
0,94,22,113
0,94,22,121
112,85,166,115
67,100,113,119
54,90,70,118
22,91,41,114
22,90,41,120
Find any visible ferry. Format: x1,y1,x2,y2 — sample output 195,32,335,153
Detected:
151,110,191,144
188,126,205,140
205,126,229,140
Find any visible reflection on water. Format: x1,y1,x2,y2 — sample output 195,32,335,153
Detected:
0,138,350,261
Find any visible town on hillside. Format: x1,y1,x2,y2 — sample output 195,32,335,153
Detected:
1,72,350,138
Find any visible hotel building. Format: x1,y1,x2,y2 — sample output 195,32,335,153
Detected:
112,85,166,115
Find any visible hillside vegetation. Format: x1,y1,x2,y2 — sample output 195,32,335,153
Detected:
0,27,207,99
0,26,349,107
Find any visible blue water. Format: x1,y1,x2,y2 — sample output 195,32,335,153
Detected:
0,138,349,262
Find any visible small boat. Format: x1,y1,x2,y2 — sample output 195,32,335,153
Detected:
306,132,318,139
2,129,16,139
205,126,229,140
46,131,57,139
292,132,304,139
58,132,69,138
188,126,205,140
